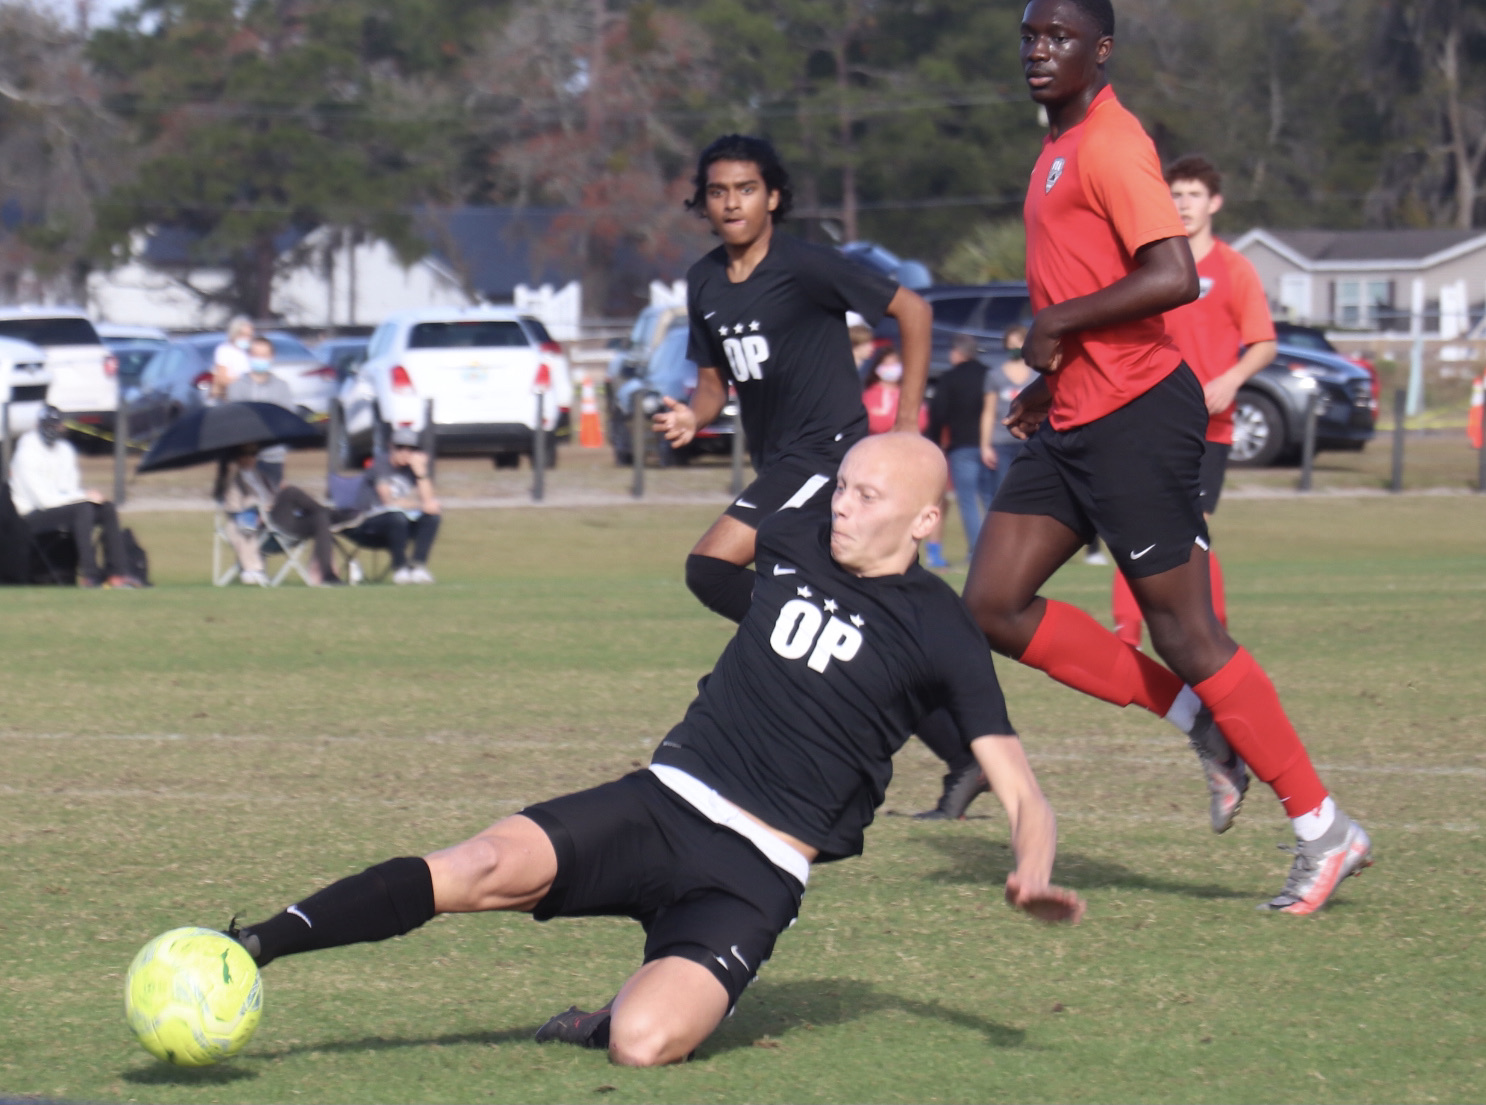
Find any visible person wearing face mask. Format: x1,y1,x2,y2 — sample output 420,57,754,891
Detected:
9,405,138,587
861,348,926,436
211,316,256,401
226,336,295,490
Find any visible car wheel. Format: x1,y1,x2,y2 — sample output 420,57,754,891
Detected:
333,405,362,468
1230,391,1286,467
493,453,521,469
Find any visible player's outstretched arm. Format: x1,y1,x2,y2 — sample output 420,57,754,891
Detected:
1023,236,1198,374
970,734,1085,924
1206,339,1276,415
654,365,727,446
886,287,933,432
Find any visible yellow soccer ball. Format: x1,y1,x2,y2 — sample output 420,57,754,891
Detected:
124,927,263,1066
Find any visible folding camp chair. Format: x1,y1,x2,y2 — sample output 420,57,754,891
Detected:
212,506,314,587
325,472,391,584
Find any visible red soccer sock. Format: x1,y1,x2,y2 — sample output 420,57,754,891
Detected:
1193,648,1327,817
1209,548,1227,628
1020,599,1184,716
1111,570,1143,648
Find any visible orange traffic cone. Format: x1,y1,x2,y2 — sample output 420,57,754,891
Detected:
579,375,604,448
1469,371,1483,450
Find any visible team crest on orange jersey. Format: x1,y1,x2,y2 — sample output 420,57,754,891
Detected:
1045,156,1065,193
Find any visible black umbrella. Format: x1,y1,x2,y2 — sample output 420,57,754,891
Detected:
136,402,322,473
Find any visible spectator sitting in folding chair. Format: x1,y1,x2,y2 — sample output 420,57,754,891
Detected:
346,428,441,585
225,337,295,490
9,405,139,588
214,444,345,586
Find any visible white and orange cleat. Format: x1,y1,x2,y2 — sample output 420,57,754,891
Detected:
1261,816,1373,914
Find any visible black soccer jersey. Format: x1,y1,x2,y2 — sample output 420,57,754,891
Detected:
650,508,1014,861
686,233,897,472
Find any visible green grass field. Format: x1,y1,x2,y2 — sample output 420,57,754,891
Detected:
2,496,1483,1104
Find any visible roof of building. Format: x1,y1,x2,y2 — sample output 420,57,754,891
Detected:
1233,227,1486,269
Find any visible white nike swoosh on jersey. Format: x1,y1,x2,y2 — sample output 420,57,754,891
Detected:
731,945,752,972
287,904,313,928
704,311,716,319
773,565,796,575
1130,544,1157,559
734,498,757,509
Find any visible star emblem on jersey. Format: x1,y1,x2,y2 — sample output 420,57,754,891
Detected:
733,323,744,334
823,599,838,613
718,325,729,336
1045,155,1065,193
749,320,761,331
850,613,864,628
797,585,813,598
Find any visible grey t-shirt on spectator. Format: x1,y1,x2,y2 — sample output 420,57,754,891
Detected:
983,359,1033,448
226,372,295,463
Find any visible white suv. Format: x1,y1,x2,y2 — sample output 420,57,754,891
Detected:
338,307,573,467
0,336,52,437
0,309,117,439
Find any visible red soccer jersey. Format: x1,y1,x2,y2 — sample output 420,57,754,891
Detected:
1163,240,1275,444
1024,86,1189,430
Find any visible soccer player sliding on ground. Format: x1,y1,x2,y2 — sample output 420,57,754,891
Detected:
225,435,1083,1066
962,0,1372,914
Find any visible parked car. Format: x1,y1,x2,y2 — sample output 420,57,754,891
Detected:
0,336,52,437
1274,321,1381,400
338,307,574,468
604,304,687,453
179,331,338,416
1231,343,1377,466
862,282,1035,379
0,309,117,442
312,337,370,384
120,341,213,442
111,340,170,394
610,325,737,466
97,323,169,348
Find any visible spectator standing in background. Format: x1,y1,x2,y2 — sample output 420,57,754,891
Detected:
211,316,255,400
930,333,996,553
226,336,294,490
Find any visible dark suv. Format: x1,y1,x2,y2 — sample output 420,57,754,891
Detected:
867,282,1034,378
1231,344,1377,466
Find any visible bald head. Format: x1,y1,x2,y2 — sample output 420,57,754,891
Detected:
830,433,947,576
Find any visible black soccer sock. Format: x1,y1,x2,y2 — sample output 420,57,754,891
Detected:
915,707,978,773
240,857,435,967
685,554,756,623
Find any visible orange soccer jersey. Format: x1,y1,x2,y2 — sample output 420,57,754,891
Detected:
1024,86,1189,430
1164,240,1275,445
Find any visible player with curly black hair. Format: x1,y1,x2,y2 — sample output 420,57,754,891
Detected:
655,134,933,625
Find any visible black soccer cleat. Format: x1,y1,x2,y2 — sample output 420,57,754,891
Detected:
535,1004,613,1049
224,915,270,968
913,762,990,820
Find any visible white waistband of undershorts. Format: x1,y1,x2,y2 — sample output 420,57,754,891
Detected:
648,764,811,887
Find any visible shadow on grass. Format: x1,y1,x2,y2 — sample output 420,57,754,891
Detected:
247,1025,540,1060
915,834,1252,900
122,1062,257,1086
712,977,1025,1056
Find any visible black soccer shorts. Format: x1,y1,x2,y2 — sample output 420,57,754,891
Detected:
1198,440,1230,515
723,456,836,525
520,771,805,1009
993,364,1211,579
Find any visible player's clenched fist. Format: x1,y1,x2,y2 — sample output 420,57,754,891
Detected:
1005,873,1086,925
653,396,698,446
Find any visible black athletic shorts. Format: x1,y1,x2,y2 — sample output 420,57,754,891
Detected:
1199,440,1230,514
724,456,836,525
993,364,1210,579
520,770,805,1009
